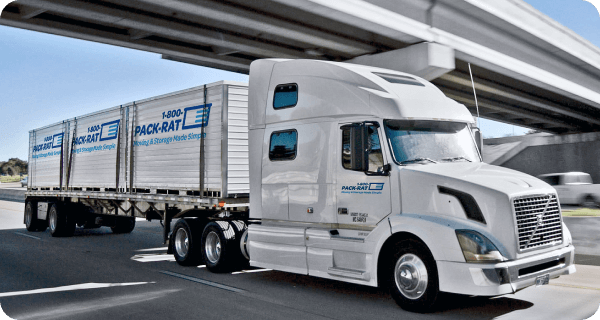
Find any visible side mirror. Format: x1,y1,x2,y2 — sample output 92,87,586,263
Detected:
472,127,483,154
348,123,369,172
376,164,392,176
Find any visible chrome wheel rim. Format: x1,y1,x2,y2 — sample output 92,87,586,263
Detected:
394,253,428,300
49,209,57,232
175,228,189,258
25,205,32,227
240,229,249,260
205,231,221,264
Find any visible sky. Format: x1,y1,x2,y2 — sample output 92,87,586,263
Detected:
1,0,600,162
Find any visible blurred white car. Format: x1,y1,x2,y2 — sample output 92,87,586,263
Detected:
20,177,27,188
538,172,600,207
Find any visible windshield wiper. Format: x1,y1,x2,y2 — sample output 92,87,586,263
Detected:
441,156,472,162
399,157,438,165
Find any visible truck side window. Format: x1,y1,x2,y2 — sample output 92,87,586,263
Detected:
273,84,298,109
342,128,352,169
342,124,383,171
269,130,297,161
367,125,384,171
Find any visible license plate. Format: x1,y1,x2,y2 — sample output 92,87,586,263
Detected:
535,273,550,286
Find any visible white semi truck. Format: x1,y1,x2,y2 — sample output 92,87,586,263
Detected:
24,59,575,312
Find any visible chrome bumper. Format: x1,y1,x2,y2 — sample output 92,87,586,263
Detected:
437,245,576,296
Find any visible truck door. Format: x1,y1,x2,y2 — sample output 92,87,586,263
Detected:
336,122,391,230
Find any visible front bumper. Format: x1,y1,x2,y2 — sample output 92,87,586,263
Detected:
437,245,576,296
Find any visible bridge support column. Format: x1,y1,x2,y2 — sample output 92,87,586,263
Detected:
347,42,455,80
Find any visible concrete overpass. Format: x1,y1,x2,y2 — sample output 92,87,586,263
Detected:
3,0,600,134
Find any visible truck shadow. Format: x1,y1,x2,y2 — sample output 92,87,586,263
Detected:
7,225,158,238
248,271,533,318
435,294,533,317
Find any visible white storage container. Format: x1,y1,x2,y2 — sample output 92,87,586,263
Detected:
28,81,249,198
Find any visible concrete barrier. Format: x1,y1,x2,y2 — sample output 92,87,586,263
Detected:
483,132,600,184
0,189,25,203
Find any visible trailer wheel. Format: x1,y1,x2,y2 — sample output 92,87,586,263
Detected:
24,201,46,232
201,222,236,273
172,219,203,266
48,204,75,237
111,217,136,234
230,221,250,268
385,239,440,313
239,228,250,261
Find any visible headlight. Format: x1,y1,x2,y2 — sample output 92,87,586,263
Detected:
456,230,505,263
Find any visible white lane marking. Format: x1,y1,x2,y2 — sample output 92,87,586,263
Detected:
0,303,16,320
135,247,168,252
135,218,146,222
231,269,272,275
0,282,154,298
198,265,205,268
131,254,175,263
13,232,40,240
13,289,179,320
160,271,245,293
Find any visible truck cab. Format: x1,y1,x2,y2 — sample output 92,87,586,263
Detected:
246,59,575,311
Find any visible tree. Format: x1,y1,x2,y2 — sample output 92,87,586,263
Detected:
0,158,28,176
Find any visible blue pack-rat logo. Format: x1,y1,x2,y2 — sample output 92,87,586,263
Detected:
182,104,211,130
99,120,120,141
369,183,384,191
51,133,63,149
341,182,385,194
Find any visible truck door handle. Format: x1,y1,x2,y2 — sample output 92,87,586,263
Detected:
338,208,348,215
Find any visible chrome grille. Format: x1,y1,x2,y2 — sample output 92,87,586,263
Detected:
513,194,563,251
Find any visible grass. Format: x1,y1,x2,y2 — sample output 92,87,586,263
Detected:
562,208,600,217
0,175,24,183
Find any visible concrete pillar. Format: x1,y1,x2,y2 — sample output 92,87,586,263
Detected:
347,42,455,80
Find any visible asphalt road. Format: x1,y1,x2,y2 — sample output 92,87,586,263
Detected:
0,201,599,320
0,183,25,203
564,217,600,267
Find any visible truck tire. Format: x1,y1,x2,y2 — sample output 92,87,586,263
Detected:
239,228,250,262
48,203,76,237
230,221,250,268
201,222,237,273
111,217,136,234
385,239,440,313
172,219,203,266
24,201,46,232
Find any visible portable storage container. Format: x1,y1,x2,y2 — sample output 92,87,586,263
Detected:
27,81,249,198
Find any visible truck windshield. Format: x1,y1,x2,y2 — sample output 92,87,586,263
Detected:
383,120,480,164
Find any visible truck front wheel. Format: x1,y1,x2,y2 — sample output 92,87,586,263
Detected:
386,239,440,312
48,204,75,237
172,219,203,266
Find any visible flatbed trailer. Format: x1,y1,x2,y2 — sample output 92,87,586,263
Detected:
25,81,250,241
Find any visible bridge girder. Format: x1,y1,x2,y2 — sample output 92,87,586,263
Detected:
2,0,600,134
